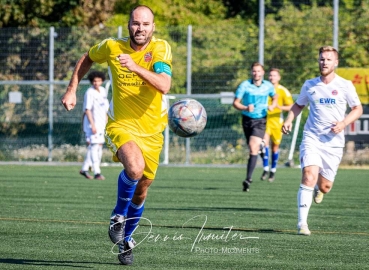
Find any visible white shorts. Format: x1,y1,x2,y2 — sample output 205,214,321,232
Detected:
85,130,105,144
299,141,343,182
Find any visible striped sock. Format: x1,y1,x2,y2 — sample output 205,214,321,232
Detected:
113,170,138,216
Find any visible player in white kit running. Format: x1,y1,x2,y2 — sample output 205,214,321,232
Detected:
282,46,363,236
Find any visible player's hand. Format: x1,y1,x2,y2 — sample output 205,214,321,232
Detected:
91,125,97,134
331,121,345,134
282,122,292,134
61,91,77,111
268,105,276,111
116,54,137,71
248,104,254,112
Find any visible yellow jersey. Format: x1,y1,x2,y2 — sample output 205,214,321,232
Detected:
88,36,172,136
267,84,294,128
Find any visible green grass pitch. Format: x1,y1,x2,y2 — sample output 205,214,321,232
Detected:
0,165,368,269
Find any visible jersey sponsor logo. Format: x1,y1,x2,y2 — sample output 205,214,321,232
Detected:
118,69,138,79
332,90,338,95
319,98,336,104
144,52,152,62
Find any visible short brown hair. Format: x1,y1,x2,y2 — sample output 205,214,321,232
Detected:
269,68,280,74
319,46,339,59
251,62,264,70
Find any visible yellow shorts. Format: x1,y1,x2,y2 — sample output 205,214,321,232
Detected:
105,122,164,180
265,121,283,145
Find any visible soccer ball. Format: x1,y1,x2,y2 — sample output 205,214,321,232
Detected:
168,98,207,138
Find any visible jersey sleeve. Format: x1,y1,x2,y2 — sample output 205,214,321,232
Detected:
235,81,247,99
345,81,361,108
282,88,294,105
296,82,309,106
84,89,93,111
88,38,113,64
152,39,172,70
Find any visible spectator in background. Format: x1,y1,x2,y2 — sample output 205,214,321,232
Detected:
260,68,294,182
233,62,278,192
79,71,109,180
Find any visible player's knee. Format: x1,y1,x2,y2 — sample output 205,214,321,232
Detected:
125,167,143,180
320,184,332,194
301,172,317,186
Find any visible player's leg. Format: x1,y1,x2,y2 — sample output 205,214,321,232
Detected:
297,143,322,235
243,117,266,191
268,142,280,182
314,146,342,204
245,135,263,187
268,126,283,182
260,132,270,180
91,133,106,180
297,165,319,235
104,122,145,245
80,137,93,179
90,143,103,179
118,132,163,265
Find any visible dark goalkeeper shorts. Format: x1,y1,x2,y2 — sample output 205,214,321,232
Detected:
242,115,266,144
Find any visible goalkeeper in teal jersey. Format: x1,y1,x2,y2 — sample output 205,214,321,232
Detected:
233,62,278,192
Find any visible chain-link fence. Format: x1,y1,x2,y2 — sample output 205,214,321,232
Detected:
1,7,368,164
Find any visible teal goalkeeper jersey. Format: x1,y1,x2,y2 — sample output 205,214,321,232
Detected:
235,79,275,119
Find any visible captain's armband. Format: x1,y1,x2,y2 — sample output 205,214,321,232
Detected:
153,62,172,76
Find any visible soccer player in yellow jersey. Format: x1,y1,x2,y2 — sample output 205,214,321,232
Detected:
260,68,293,182
61,5,172,265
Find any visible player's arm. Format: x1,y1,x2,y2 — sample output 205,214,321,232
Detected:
278,104,293,111
85,109,96,134
61,53,94,111
268,94,278,111
116,54,171,94
331,104,363,134
233,98,252,111
282,103,305,134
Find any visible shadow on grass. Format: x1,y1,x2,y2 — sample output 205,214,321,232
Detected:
0,258,117,268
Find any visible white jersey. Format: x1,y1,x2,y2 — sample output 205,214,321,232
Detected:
83,86,109,133
296,74,361,147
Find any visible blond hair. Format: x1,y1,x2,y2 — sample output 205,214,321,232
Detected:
319,46,339,59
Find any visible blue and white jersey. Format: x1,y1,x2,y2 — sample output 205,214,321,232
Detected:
235,79,276,119
296,74,361,147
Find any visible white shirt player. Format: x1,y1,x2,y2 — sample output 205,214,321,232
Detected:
296,74,361,148
83,86,109,134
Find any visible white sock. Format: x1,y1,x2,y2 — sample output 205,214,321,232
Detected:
98,144,103,167
263,166,269,171
82,144,92,171
91,143,101,174
297,184,314,227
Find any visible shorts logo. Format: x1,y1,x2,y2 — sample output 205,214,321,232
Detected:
332,90,338,95
144,52,152,62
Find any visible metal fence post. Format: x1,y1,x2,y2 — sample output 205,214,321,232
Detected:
185,25,192,165
258,0,265,65
333,0,339,50
48,26,55,162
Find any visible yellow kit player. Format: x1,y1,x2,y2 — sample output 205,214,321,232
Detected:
260,68,293,182
61,5,172,265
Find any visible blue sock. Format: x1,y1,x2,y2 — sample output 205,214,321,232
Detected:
271,151,279,171
263,147,269,168
113,170,138,216
124,201,145,242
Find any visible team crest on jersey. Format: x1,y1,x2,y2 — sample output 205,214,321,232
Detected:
332,90,338,95
144,52,152,62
